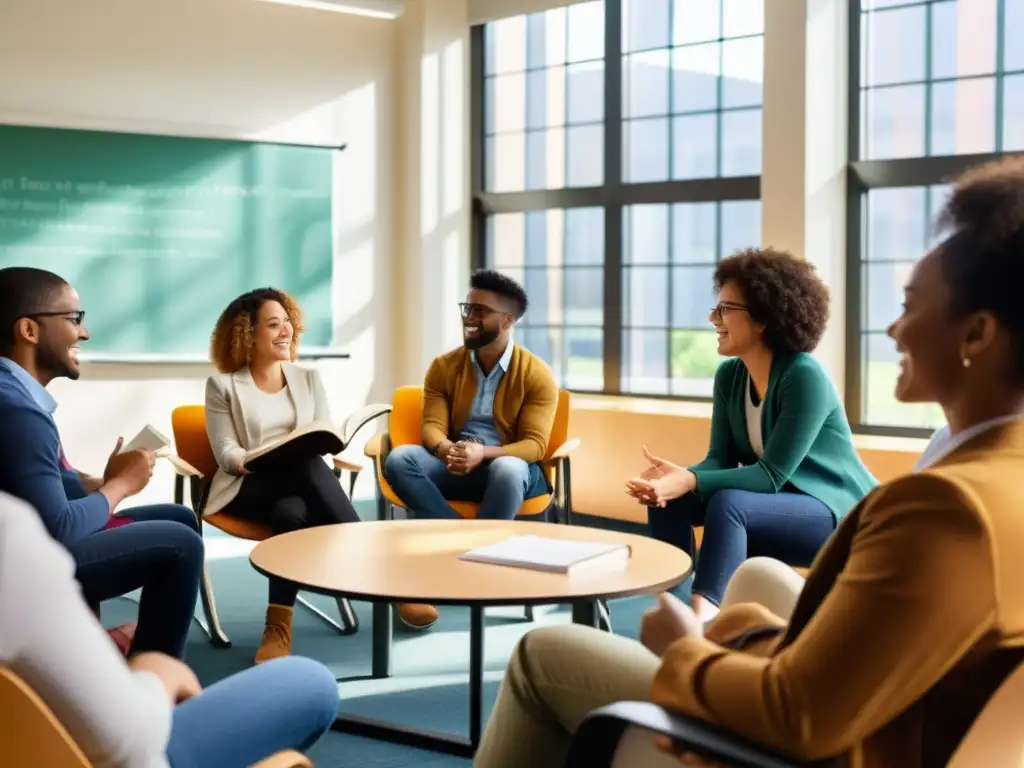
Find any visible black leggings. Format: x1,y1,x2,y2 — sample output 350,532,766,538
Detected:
222,456,359,605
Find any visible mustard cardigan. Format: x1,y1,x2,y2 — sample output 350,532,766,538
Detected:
420,344,558,464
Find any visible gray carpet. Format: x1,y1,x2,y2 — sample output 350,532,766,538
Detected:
100,505,675,767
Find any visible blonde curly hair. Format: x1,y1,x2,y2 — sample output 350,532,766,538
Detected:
209,287,305,373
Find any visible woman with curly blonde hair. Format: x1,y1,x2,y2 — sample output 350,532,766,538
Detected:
204,287,359,664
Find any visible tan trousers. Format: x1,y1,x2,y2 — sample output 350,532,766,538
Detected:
472,557,805,768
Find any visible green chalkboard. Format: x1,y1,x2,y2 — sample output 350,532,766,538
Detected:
0,124,334,357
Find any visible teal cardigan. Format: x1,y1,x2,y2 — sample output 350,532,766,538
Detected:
690,353,877,521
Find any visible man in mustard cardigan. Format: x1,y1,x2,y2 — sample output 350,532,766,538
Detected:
385,270,558,629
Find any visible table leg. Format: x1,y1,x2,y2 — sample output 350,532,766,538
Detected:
469,605,485,748
572,600,612,631
371,601,392,679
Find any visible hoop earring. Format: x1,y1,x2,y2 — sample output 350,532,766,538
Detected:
962,357,972,369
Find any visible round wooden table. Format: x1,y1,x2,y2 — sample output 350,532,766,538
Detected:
250,519,692,757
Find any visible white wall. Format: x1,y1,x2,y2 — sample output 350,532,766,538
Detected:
0,0,401,504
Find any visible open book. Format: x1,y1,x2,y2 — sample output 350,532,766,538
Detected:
120,425,202,477
458,535,631,575
242,402,391,473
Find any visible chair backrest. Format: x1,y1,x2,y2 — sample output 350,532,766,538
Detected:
0,667,91,767
170,404,219,480
387,385,570,459
947,658,1024,768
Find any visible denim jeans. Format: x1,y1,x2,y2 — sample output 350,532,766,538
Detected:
167,656,339,768
69,503,203,660
647,489,835,606
384,444,548,520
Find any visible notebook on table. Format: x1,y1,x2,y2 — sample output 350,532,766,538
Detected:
458,535,631,575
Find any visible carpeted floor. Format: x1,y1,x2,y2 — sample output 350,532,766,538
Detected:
101,504,681,767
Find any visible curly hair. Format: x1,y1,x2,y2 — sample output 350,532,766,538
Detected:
935,155,1024,381
713,247,830,355
471,269,529,319
209,287,305,373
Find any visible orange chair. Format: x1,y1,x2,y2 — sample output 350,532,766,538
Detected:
364,385,580,524
0,666,312,768
170,405,360,648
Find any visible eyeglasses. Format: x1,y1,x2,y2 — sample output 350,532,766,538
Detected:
27,310,86,326
710,303,748,322
458,302,504,320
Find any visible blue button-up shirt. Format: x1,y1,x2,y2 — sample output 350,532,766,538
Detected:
458,341,514,446
0,357,58,415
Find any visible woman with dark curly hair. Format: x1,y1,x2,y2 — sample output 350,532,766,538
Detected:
474,152,1024,768
626,248,876,621
204,288,359,664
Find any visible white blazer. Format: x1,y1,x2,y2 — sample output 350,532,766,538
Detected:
203,362,331,516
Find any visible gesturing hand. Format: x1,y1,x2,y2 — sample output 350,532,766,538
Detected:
640,592,703,657
625,446,695,507
447,440,484,475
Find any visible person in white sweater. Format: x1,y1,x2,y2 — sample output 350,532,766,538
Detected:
0,491,339,768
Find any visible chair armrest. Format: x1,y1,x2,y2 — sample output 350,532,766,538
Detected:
546,437,581,461
249,750,311,768
333,456,363,473
565,701,809,768
364,433,384,458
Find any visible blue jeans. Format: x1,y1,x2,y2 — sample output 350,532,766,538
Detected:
167,656,339,768
69,503,203,660
647,490,835,606
384,444,548,520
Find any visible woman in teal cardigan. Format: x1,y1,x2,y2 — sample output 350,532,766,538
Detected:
628,248,877,621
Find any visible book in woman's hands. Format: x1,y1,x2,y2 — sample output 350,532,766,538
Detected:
242,403,391,473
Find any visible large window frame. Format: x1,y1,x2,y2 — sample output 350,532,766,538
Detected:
844,0,1024,437
470,0,761,397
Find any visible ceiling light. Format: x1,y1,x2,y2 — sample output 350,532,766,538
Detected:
255,0,405,19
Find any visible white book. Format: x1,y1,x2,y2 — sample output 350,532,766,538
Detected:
458,535,631,575
120,424,202,478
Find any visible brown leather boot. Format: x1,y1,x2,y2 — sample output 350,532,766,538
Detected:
254,604,294,664
396,603,438,630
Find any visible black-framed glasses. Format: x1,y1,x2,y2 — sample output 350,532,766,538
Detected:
710,303,748,322
458,302,504,320
27,310,86,326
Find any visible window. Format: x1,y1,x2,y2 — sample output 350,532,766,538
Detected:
474,0,764,395
848,0,1024,433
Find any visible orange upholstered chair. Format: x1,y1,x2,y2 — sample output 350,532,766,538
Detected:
0,667,312,768
170,405,359,648
364,385,580,523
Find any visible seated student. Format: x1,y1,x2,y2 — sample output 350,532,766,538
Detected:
384,269,557,630
205,287,361,664
474,156,1024,768
626,248,877,621
0,267,203,660
0,490,339,768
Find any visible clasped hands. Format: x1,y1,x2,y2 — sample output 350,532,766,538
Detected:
625,446,696,507
446,439,484,476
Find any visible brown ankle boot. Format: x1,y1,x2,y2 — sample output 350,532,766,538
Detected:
254,604,294,664
396,602,439,630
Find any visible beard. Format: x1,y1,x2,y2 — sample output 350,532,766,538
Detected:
38,342,78,380
463,327,500,350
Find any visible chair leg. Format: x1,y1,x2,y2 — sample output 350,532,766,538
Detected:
197,564,232,648
524,605,535,622
296,595,359,636
348,469,359,499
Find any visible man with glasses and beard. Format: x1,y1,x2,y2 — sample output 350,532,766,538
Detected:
0,266,203,661
384,269,558,630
